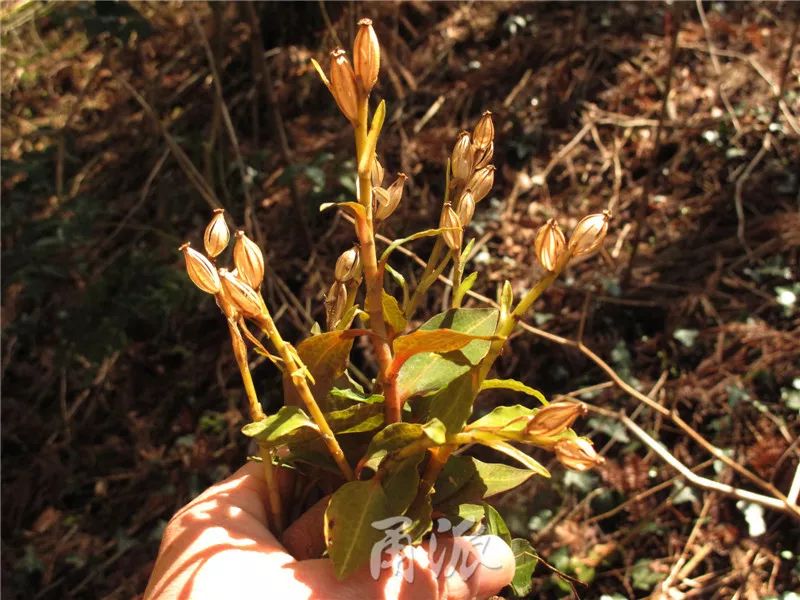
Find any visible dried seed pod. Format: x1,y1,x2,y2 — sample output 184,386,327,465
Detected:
568,210,611,258
468,165,495,203
472,111,494,150
534,218,566,272
374,172,408,221
181,242,221,294
233,231,265,289
372,186,394,221
329,48,359,122
215,287,239,320
219,268,265,318
325,281,348,329
456,190,475,227
371,154,384,187
473,141,494,170
334,247,360,282
554,438,604,471
440,203,463,250
203,208,230,258
353,18,380,94
450,131,474,183
525,402,587,438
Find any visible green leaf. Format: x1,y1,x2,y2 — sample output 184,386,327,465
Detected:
379,227,451,264
453,271,478,307
479,441,550,478
283,331,354,410
433,456,539,507
467,404,536,432
382,290,407,335
329,387,383,405
382,453,424,515
326,402,385,434
480,379,548,405
359,99,386,175
392,329,495,364
427,370,477,433
241,406,317,444
396,308,499,401
405,494,433,543
510,538,538,597
325,480,391,579
482,503,511,546
446,502,485,526
362,419,446,471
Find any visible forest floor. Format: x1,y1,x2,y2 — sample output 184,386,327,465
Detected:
2,2,799,598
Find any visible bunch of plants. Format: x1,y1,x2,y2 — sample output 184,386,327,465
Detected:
179,18,612,595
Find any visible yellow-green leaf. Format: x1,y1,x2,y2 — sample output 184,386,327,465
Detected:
241,406,318,444
467,404,536,432
382,290,407,335
396,308,499,401
480,440,550,478
358,99,386,175
510,538,538,597
325,480,390,579
393,328,494,365
433,455,539,507
283,331,354,410
480,379,548,405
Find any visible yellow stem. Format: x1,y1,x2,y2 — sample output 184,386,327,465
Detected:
353,94,399,423
258,446,285,533
254,312,354,481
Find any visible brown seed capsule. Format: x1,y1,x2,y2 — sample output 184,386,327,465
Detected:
472,111,494,150
372,186,393,221
329,48,359,123
203,208,230,258
568,210,611,258
325,281,348,329
215,287,239,320
371,154,384,187
219,268,266,318
233,231,265,289
374,172,407,221
353,18,380,94
440,203,463,250
554,438,605,471
181,242,221,294
473,141,494,170
450,131,474,183
534,218,566,272
456,190,475,227
467,165,495,203
525,401,587,438
334,247,360,282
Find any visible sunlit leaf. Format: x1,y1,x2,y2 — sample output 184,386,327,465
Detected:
396,308,499,401
283,331,354,410
382,290,407,335
241,406,317,444
392,328,495,365
325,480,391,579
433,456,539,507
326,402,384,434
467,404,536,432
427,370,477,433
483,503,511,546
362,418,446,471
480,440,550,478
510,538,538,597
480,379,548,405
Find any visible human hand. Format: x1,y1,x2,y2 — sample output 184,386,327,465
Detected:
144,462,515,600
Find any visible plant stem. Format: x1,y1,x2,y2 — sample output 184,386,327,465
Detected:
258,446,285,533
225,320,284,530
451,249,465,308
226,319,265,421
478,254,570,381
352,95,399,424
254,313,354,481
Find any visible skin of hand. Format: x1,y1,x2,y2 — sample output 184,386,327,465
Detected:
143,462,515,600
